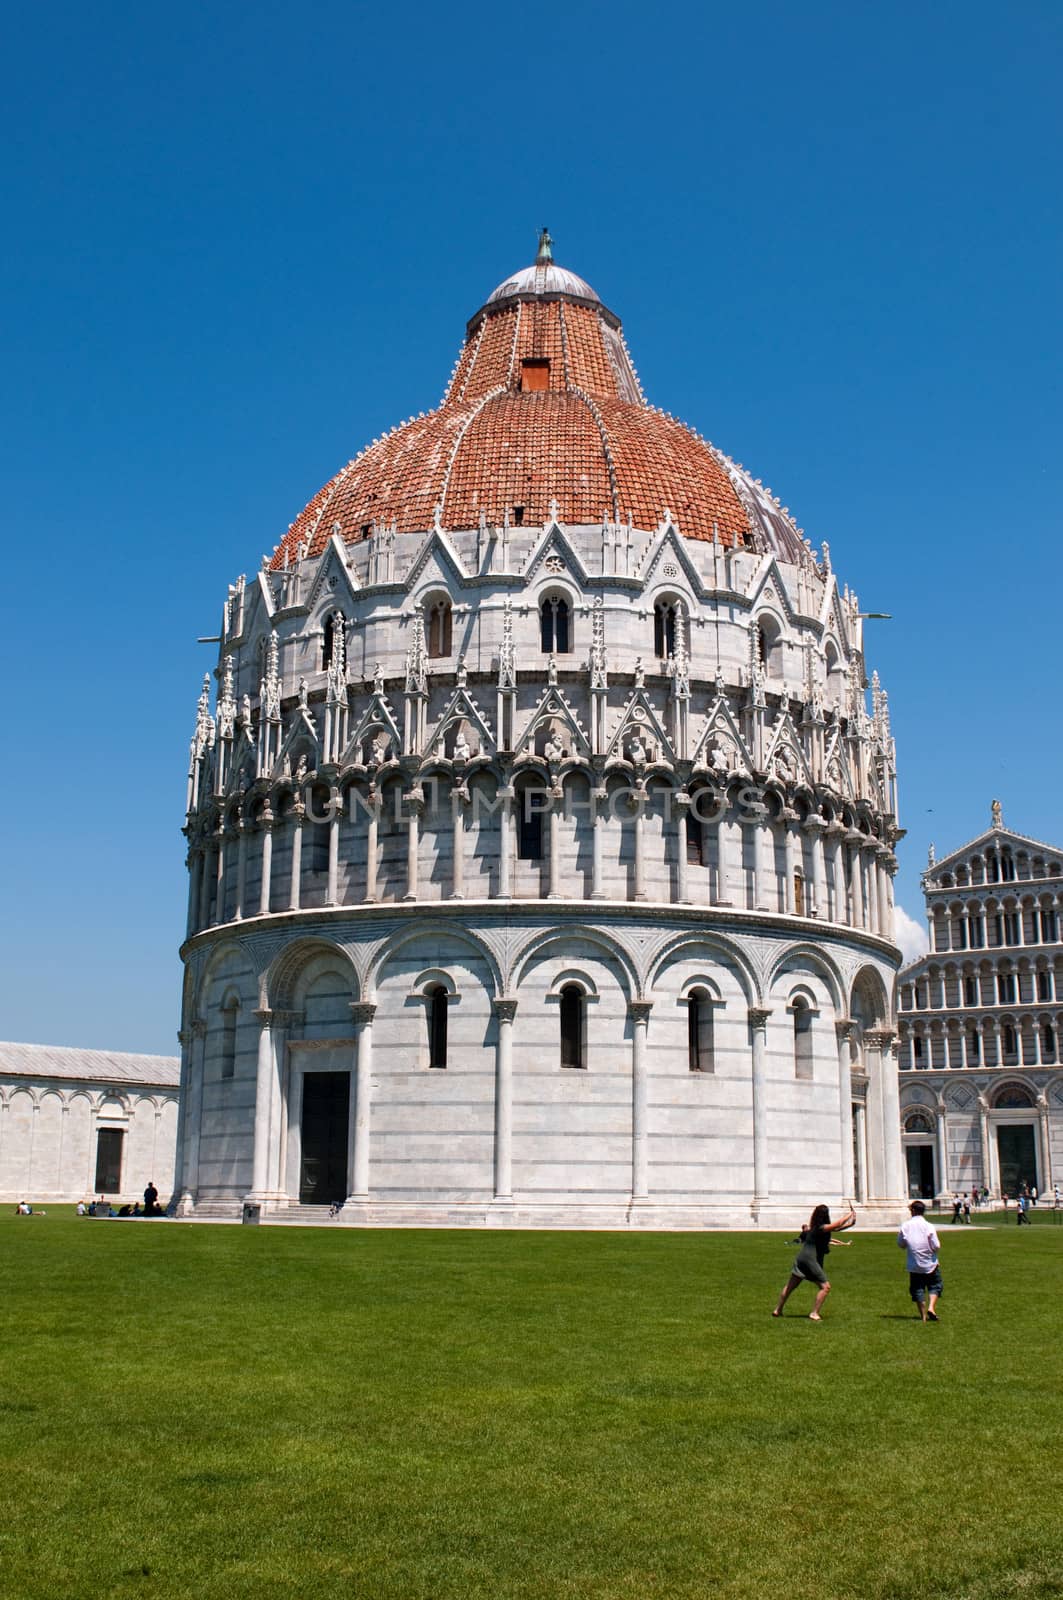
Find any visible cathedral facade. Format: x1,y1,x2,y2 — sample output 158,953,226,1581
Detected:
175,236,904,1226
898,807,1062,1200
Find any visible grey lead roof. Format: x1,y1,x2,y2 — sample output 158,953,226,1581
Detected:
0,1041,180,1088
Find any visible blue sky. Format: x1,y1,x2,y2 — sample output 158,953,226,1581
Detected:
2,1,1060,1052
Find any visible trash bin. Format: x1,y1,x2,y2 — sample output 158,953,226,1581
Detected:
242,1202,261,1225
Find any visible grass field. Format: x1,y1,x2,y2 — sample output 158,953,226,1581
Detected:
2,1212,1061,1600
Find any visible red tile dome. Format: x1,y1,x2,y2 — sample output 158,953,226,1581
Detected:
271,236,805,569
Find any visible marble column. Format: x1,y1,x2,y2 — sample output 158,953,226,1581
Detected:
198,839,215,930
630,1001,653,1201
249,1009,283,1201
498,787,514,898
784,815,800,913
878,853,893,937
1037,1097,1053,1191
175,1018,207,1211
716,809,736,907
865,1029,902,1200
327,791,341,906
631,790,646,902
590,788,606,900
848,834,865,929
288,814,304,912
359,790,378,902
186,850,202,937
978,1096,993,1192
492,998,517,1201
404,793,421,901
807,819,827,919
213,828,227,925
934,1103,949,1197
348,1002,376,1200
258,813,274,917
548,792,562,900
865,848,879,933
674,793,690,905
451,786,466,899
234,820,248,921
754,814,774,913
829,827,847,924
749,1007,772,1213
835,1019,855,1198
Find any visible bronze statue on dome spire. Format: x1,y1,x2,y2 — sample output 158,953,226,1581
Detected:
536,227,553,266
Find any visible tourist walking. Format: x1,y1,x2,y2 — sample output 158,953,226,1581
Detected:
898,1201,943,1322
772,1203,856,1321
951,1193,963,1224
1017,1193,1031,1225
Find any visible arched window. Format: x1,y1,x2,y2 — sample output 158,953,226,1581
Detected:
685,809,705,866
756,615,783,676
994,1082,1033,1108
1042,1023,1055,1060
793,872,805,916
792,997,814,1080
309,785,331,873
539,595,571,654
427,598,453,659
687,989,715,1072
653,599,683,658
220,996,239,1080
321,612,344,671
559,984,585,1069
904,1110,933,1134
1003,1023,1017,1058
517,785,544,859
428,985,449,1069
968,1030,980,1062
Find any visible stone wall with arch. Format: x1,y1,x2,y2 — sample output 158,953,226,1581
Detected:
0,1061,179,1204
175,905,901,1226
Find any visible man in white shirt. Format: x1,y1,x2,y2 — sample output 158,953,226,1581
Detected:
897,1200,943,1322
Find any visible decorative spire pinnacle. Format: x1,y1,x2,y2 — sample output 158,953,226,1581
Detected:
261,632,282,722
406,604,427,696
217,656,237,740
498,596,516,691
194,673,215,756
590,594,607,690
535,227,553,266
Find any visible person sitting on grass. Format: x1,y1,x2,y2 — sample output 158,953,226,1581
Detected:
772,1202,856,1321
898,1200,942,1322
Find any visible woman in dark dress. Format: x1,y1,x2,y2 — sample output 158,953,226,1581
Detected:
772,1203,856,1321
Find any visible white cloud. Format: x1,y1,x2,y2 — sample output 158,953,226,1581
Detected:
894,904,929,965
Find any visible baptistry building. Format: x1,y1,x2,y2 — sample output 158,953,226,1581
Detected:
175,234,905,1226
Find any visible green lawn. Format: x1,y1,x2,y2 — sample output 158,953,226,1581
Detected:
2,1213,1061,1600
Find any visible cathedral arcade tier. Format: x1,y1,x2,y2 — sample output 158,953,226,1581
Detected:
899,808,1063,1202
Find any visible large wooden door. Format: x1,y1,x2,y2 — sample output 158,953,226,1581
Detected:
906,1144,935,1199
94,1128,124,1194
300,1072,350,1205
996,1124,1037,1197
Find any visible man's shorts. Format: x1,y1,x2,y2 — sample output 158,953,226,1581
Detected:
908,1267,943,1303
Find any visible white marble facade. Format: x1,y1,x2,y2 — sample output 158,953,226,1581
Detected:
0,1043,180,1204
176,251,905,1227
898,810,1063,1201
